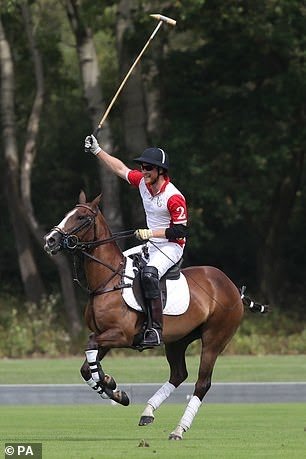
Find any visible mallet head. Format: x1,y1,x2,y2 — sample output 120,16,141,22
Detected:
150,14,177,26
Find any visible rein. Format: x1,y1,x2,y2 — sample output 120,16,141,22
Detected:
70,229,136,251
53,203,135,251
73,252,133,296
59,208,135,295
69,230,134,296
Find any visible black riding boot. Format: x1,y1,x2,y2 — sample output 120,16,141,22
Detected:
142,296,163,346
141,266,164,347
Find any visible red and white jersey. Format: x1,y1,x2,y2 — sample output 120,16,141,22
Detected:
126,170,187,247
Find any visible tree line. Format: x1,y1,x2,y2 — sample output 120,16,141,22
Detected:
1,0,306,334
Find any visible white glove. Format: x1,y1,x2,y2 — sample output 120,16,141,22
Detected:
84,134,101,156
134,229,153,241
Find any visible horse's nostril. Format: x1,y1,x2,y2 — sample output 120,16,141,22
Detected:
44,232,61,255
46,235,59,247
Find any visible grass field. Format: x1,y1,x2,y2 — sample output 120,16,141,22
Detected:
0,354,305,384
1,404,305,459
1,356,305,458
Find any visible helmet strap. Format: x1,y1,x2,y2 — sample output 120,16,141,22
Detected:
150,168,165,186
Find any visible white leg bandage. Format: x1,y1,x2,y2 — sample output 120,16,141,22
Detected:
85,349,98,363
83,376,98,390
179,395,202,431
85,349,100,382
147,382,176,410
82,377,109,399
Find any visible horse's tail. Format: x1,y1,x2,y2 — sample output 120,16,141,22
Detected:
240,286,269,314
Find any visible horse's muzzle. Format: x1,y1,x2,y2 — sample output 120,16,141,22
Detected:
44,230,63,255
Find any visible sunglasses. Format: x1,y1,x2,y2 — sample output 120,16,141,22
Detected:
140,164,156,172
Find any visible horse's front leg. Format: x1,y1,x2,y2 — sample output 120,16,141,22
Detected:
81,353,115,388
80,334,114,395
81,333,129,406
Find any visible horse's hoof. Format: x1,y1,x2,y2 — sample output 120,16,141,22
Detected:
138,416,154,426
169,426,184,440
168,433,182,440
118,390,130,406
103,388,130,406
113,389,130,406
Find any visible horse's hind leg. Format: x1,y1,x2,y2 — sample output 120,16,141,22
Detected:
169,332,219,440
139,339,189,426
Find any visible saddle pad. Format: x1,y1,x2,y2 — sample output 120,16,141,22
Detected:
122,254,190,315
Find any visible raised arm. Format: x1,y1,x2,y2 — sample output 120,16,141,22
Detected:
85,135,130,180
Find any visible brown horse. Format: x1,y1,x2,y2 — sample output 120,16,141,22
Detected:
44,191,267,440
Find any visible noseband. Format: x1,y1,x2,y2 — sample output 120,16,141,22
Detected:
53,204,97,250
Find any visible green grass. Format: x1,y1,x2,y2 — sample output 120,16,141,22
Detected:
1,404,305,458
0,355,305,384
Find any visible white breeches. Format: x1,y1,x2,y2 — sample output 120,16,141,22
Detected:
146,242,184,278
123,242,184,279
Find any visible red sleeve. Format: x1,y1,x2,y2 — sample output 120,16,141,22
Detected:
127,169,143,187
167,195,188,225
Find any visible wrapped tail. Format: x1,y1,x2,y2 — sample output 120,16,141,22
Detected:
240,286,269,314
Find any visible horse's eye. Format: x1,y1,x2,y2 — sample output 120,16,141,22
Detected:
78,215,85,220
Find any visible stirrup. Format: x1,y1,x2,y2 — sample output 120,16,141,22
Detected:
142,328,163,346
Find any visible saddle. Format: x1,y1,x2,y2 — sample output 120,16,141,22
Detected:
130,252,183,315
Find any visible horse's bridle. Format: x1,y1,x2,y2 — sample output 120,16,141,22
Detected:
52,203,135,295
52,204,98,250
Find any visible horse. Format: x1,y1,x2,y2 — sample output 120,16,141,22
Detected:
44,191,267,440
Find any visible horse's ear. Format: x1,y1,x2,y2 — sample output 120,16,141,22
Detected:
79,190,86,204
92,193,102,209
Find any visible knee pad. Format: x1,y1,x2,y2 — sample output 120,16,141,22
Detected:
141,266,159,299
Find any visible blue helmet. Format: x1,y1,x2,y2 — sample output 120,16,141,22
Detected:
133,147,169,170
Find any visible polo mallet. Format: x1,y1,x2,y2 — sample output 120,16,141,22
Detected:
95,14,176,133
